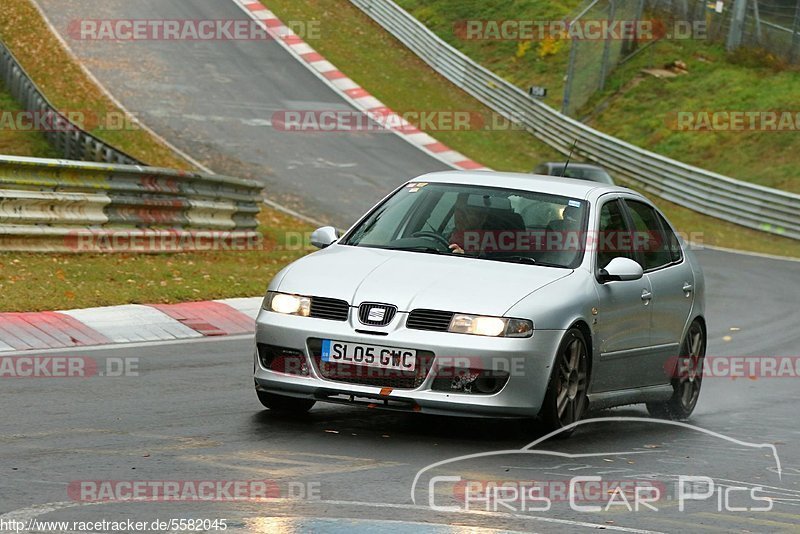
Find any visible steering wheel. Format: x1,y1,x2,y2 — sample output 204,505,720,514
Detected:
411,231,451,250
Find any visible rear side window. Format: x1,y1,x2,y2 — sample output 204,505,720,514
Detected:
658,213,683,263
624,200,674,271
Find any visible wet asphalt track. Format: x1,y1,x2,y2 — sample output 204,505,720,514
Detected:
35,0,446,228
2,0,799,532
2,249,799,533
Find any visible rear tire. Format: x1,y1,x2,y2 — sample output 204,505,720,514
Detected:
646,320,705,420
256,390,316,413
538,328,590,437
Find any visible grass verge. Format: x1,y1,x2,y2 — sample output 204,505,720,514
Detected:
267,1,562,170
0,1,317,313
265,0,800,258
0,207,312,312
0,0,190,169
0,81,59,158
395,0,800,194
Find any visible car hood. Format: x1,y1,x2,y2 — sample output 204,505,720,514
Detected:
275,245,572,316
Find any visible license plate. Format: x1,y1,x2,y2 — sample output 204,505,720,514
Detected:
321,340,417,372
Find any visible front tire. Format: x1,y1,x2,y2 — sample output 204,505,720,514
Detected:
647,320,705,420
538,328,590,436
256,390,316,413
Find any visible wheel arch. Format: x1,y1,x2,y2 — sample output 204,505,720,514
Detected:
693,314,707,335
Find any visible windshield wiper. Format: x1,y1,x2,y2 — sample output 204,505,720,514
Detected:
392,246,443,255
487,255,537,265
489,256,568,268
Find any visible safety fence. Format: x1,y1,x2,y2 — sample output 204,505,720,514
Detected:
564,0,800,115
650,0,800,64
350,0,800,240
563,0,646,117
0,156,264,252
0,39,140,165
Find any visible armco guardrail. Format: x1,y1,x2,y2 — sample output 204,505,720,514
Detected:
0,155,264,252
350,0,800,240
0,39,140,165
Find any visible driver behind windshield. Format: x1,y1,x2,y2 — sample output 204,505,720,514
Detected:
448,193,489,254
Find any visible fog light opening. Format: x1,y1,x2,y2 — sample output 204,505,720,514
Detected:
452,370,481,393
257,344,310,376
432,366,509,395
473,374,501,395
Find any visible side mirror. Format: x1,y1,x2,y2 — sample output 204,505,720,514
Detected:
310,226,339,249
598,257,643,283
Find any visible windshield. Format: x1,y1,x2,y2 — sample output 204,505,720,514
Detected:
341,182,588,268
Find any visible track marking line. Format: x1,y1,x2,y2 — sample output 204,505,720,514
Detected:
181,452,400,480
692,242,800,263
230,0,488,173
0,333,254,357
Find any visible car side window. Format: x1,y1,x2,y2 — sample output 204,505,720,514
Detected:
624,200,673,271
658,213,683,263
597,199,632,270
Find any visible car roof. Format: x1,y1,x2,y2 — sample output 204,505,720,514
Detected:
411,170,634,201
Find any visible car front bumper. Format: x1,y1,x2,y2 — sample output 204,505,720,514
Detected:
254,309,566,418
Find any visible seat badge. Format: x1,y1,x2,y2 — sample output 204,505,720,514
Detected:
368,307,386,322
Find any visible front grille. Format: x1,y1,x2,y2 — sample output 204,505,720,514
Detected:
308,338,435,389
309,297,349,321
357,302,397,327
406,309,455,332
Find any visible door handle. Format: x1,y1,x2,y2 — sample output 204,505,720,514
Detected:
682,282,694,293
641,289,653,302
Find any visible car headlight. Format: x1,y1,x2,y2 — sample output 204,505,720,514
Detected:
448,314,533,338
264,291,311,317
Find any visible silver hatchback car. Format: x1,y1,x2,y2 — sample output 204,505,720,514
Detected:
253,171,706,433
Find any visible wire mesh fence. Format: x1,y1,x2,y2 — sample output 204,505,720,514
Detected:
562,0,799,117
562,0,647,117
649,0,800,63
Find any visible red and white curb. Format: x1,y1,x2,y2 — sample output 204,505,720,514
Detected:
0,297,262,352
233,0,489,172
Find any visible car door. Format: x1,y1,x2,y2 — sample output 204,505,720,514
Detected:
590,198,654,393
624,199,695,385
